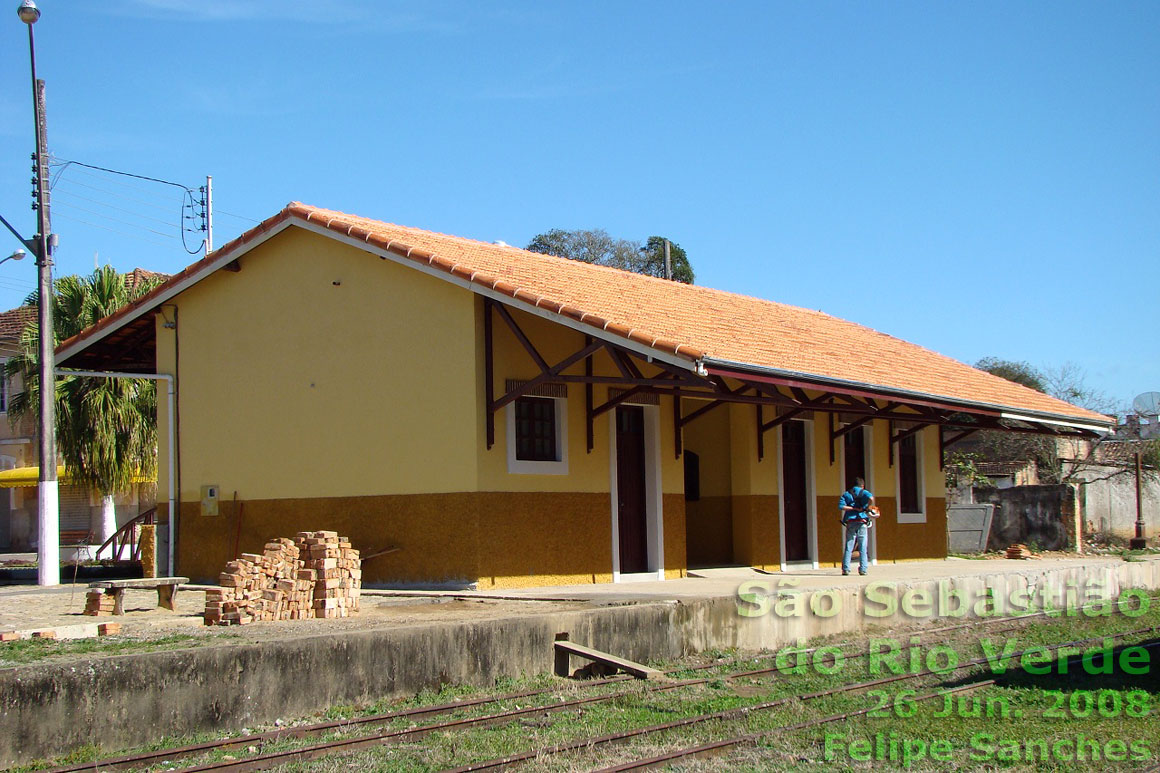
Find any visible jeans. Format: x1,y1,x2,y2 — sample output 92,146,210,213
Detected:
843,521,869,574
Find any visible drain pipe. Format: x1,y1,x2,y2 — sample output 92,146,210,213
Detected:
55,368,176,577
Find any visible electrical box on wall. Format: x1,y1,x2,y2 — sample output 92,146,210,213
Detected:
200,485,219,516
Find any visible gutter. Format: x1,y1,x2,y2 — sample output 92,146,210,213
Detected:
698,356,1114,432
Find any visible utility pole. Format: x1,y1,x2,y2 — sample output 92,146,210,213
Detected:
663,239,672,281
204,175,213,253
1131,451,1146,550
19,0,58,586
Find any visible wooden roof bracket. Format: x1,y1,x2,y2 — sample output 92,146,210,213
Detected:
756,405,807,461
939,426,980,470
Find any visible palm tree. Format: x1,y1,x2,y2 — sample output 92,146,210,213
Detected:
6,266,162,547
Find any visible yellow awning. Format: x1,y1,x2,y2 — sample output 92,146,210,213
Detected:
0,466,154,488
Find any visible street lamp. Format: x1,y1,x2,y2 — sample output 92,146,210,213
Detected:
0,249,26,266
17,0,59,587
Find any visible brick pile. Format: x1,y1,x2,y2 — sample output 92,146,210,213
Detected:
1005,544,1033,560
84,589,116,616
204,532,360,625
300,531,361,619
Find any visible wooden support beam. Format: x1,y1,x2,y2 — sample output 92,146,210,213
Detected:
891,421,932,447
493,302,549,373
490,340,603,412
888,420,894,468
757,404,764,461
677,398,727,428
939,427,979,470
585,335,594,453
484,299,495,450
552,633,664,680
829,412,835,465
591,384,648,419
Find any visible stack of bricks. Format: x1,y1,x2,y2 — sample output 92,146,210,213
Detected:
1006,543,1033,560
84,589,117,616
298,531,361,619
204,532,360,625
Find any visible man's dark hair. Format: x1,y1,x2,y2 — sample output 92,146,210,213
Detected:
848,476,865,491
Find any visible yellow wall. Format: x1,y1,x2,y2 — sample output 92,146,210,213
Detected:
156,227,479,504
159,228,691,586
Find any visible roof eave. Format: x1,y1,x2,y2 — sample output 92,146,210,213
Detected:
700,355,1114,432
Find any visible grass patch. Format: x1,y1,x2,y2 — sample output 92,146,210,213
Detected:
0,632,240,667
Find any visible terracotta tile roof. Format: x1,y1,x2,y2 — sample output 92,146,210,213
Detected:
0,306,35,343
56,203,1112,426
125,267,168,290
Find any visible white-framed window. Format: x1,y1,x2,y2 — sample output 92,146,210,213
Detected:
506,392,569,475
896,430,926,523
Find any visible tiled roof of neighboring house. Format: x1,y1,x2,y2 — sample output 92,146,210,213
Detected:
125,268,168,290
0,306,35,343
56,203,1112,426
975,460,1035,476
1095,439,1158,466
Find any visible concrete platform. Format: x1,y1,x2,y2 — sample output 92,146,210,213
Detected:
0,555,1146,639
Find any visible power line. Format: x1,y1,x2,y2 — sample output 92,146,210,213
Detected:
52,212,178,250
53,190,178,229
54,201,176,240
50,158,195,194
53,177,178,215
49,156,208,255
214,208,259,224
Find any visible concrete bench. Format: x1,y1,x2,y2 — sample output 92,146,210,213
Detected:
87,577,190,615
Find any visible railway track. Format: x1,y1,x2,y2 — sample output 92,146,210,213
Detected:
449,630,1160,772
43,597,1156,772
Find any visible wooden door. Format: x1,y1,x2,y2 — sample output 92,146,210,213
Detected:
616,405,649,574
781,421,810,563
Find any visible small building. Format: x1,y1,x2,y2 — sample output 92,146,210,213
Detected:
56,204,1112,587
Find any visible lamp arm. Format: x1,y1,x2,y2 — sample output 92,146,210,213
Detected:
0,212,35,255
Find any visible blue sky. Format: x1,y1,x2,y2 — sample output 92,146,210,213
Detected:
0,2,1156,411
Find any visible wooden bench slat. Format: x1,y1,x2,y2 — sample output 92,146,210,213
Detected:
88,577,189,589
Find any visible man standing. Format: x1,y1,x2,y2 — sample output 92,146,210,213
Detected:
840,477,876,576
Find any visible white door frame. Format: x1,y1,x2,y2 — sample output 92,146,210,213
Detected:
777,417,818,570
838,424,877,565
609,403,665,582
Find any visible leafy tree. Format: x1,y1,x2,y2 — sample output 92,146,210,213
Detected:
526,229,694,284
962,357,1151,485
6,266,163,545
640,236,694,284
974,357,1047,392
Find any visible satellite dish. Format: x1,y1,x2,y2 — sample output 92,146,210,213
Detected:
1133,392,1160,417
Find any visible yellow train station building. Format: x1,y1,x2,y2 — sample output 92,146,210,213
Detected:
57,204,1112,588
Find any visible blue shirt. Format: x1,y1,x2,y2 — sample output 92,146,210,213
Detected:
839,487,874,523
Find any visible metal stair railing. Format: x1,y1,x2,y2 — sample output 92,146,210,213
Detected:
96,506,157,562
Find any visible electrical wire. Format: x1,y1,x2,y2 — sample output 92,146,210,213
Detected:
213,208,259,224
51,212,179,250
49,156,207,255
53,201,176,240
53,177,179,215
53,190,178,229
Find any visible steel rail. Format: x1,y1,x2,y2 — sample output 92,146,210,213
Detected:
600,636,1160,772
445,628,1160,772
594,680,999,772
43,597,1156,773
